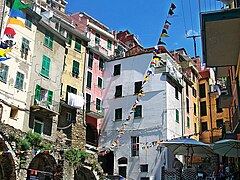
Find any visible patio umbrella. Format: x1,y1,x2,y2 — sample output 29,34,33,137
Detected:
212,139,240,157
160,138,214,157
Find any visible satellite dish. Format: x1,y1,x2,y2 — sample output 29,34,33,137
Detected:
219,0,234,5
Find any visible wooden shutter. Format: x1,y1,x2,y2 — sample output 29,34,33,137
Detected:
47,90,53,105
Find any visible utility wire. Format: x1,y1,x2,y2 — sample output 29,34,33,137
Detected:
181,0,188,35
188,0,194,33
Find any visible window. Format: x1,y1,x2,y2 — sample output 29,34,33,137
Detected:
114,64,121,76
175,87,179,100
66,85,77,95
44,31,53,49
15,72,24,90
135,81,142,94
10,107,18,119
186,98,189,113
131,136,139,156
98,77,103,88
216,98,223,113
186,84,189,97
216,119,223,128
88,52,93,68
140,178,150,180
134,105,142,118
75,38,81,52
99,57,104,70
194,103,196,115
0,63,9,82
96,98,101,111
194,123,197,134
67,33,72,45
200,101,207,116
87,71,92,89
107,39,112,50
21,37,30,60
41,55,50,78
192,73,196,82
34,120,43,134
176,109,179,123
115,85,122,98
95,33,100,45
187,117,190,129
34,84,53,106
72,60,79,78
140,164,148,172
25,14,32,29
201,122,208,131
115,108,122,121
66,112,72,122
118,157,127,164
86,93,91,112
199,84,206,98
192,87,197,98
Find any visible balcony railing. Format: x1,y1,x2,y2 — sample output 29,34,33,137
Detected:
86,102,104,119
31,95,59,115
232,110,239,131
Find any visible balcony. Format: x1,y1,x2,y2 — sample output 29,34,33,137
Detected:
86,102,104,119
201,8,240,67
31,95,59,116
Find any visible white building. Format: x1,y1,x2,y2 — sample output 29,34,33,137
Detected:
99,51,184,179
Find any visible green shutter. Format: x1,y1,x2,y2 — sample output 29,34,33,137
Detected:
67,34,72,45
41,55,50,78
34,122,42,134
0,63,8,82
88,52,93,68
75,38,81,51
15,72,24,89
87,72,92,89
96,98,101,110
34,84,41,103
98,77,102,88
47,90,53,105
99,57,104,70
72,60,79,77
44,31,53,49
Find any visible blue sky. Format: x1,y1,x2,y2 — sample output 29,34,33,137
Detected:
66,0,224,59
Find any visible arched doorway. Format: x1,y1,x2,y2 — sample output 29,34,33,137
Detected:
86,124,98,146
74,166,96,180
0,138,16,180
27,153,57,179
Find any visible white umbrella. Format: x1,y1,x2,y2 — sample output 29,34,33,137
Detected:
160,138,214,157
212,139,240,157
160,138,214,166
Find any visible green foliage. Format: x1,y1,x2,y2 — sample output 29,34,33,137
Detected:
17,139,31,151
26,131,42,148
63,149,88,165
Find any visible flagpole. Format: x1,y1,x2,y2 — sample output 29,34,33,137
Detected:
0,0,6,37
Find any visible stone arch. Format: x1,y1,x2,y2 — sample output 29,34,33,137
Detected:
27,153,57,179
0,138,16,180
86,123,98,146
118,157,128,164
74,166,96,180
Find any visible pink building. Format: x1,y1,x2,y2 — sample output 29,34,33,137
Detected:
70,12,117,146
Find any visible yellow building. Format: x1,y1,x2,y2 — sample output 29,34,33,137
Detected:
199,69,229,144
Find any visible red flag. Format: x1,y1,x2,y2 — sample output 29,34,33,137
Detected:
171,3,176,10
164,24,169,29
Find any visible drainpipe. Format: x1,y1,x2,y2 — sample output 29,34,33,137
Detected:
208,83,213,143
181,83,185,137
82,48,87,127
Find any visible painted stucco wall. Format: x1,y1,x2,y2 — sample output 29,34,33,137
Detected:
99,52,182,179
0,13,37,131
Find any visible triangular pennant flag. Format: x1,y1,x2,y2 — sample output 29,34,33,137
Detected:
164,24,169,29
157,39,166,46
161,34,170,38
168,9,174,16
165,20,171,25
162,29,168,35
171,3,176,10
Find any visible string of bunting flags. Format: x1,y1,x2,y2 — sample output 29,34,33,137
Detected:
141,127,223,150
157,2,176,46
0,127,223,156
